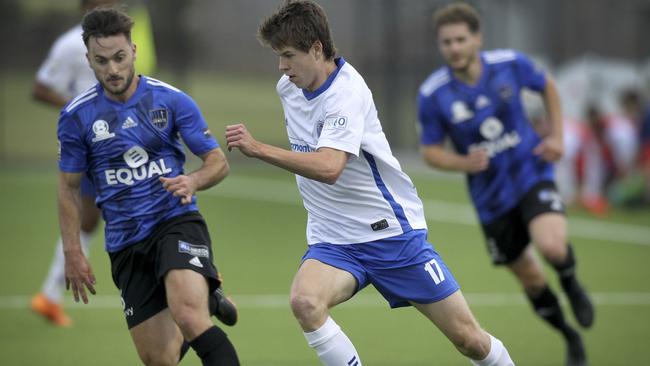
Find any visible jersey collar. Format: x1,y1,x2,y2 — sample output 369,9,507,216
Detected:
302,57,345,101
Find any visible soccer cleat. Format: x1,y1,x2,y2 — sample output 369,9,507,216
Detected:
565,329,588,366
562,277,595,328
30,293,72,327
208,287,238,326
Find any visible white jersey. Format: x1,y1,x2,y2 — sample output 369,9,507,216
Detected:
36,24,96,100
277,58,427,245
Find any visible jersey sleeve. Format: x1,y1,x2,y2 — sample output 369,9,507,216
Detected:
316,90,364,157
57,112,88,173
417,92,447,145
514,52,546,92
174,92,219,156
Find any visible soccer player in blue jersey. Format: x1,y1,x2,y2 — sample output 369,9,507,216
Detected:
58,7,239,365
227,1,514,365
417,3,593,366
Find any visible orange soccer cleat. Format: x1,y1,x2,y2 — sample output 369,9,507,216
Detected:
30,293,72,327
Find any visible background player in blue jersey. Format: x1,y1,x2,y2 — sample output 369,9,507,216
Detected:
417,3,594,366
227,1,514,365
58,7,239,365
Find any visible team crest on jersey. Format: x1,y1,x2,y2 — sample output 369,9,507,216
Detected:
150,109,168,129
451,101,473,123
91,119,115,142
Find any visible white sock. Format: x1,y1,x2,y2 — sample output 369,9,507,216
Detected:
304,316,362,366
41,231,94,303
470,334,514,366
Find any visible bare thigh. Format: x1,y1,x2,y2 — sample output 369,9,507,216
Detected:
528,213,567,263
129,308,184,365
290,259,358,331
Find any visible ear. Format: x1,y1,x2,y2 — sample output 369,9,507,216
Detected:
132,43,137,61
311,40,323,59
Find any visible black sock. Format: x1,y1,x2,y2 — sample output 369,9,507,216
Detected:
527,285,575,339
189,326,240,366
179,341,190,362
552,244,577,287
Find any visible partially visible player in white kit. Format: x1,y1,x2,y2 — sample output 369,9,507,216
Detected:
226,1,514,365
30,0,119,327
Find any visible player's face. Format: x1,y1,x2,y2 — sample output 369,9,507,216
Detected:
87,34,137,100
275,45,321,91
437,23,481,73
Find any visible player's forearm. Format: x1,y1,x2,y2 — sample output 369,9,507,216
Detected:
57,178,83,255
32,81,68,108
255,143,344,184
421,145,472,172
189,148,230,191
542,77,564,141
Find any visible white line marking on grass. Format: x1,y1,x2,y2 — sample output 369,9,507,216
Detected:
5,292,650,309
205,176,650,246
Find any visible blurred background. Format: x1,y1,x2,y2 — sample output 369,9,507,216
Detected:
1,0,649,365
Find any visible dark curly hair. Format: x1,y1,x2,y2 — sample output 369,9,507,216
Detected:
82,6,133,46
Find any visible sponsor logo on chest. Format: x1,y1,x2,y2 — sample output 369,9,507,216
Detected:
104,145,172,186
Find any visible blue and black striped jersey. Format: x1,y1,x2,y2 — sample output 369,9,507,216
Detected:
417,50,554,224
58,76,219,252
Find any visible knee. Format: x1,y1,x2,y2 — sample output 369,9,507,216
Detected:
450,328,490,360
138,349,178,366
290,293,326,327
170,300,203,333
537,238,568,264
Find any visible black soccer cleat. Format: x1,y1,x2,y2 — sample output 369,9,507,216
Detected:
209,287,238,326
565,329,588,366
562,277,595,328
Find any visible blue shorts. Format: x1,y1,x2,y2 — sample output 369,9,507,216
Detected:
301,229,460,308
80,174,96,198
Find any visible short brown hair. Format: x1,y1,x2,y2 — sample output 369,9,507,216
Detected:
258,0,336,60
433,3,481,35
82,6,133,46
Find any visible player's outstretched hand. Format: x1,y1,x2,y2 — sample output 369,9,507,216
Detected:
64,250,96,304
160,175,196,205
225,123,260,157
465,149,489,173
533,135,563,162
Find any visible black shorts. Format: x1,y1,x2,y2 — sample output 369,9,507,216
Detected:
480,181,565,265
109,212,220,329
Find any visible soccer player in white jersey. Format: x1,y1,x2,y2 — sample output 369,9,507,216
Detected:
416,3,593,366
226,1,514,365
